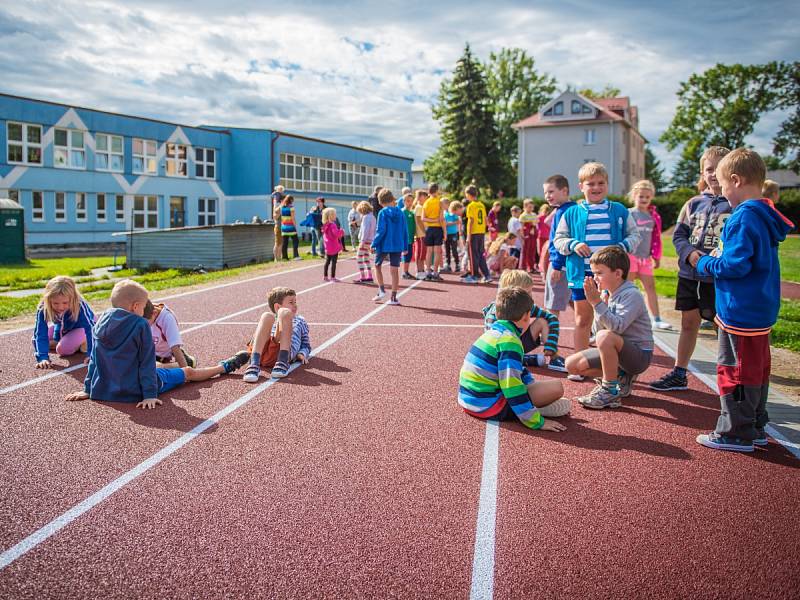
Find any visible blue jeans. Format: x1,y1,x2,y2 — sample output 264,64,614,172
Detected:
310,229,325,257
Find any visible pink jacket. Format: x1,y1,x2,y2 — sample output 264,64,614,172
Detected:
322,221,344,255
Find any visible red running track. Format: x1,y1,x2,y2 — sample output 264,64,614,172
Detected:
0,261,798,598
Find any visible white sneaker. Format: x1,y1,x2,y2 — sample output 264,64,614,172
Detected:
567,374,585,382
373,291,386,302
653,318,673,330
415,272,427,280
538,397,571,418
387,298,400,306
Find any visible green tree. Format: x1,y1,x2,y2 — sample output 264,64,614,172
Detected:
763,155,790,171
425,44,504,193
661,62,786,185
644,146,667,192
485,48,557,193
772,61,800,173
579,85,621,100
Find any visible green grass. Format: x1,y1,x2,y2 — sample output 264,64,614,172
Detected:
0,256,120,290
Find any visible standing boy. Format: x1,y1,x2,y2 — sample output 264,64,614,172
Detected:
422,182,445,280
413,190,428,279
543,175,575,325
400,191,417,280
371,189,407,305
507,205,522,259
691,149,794,452
649,146,731,392
464,184,491,284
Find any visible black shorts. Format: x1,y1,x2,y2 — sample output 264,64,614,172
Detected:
424,226,444,246
675,276,716,321
520,327,542,354
375,251,401,267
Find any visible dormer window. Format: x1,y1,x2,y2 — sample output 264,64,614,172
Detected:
582,104,592,114
571,100,582,114
544,107,553,116
553,101,564,116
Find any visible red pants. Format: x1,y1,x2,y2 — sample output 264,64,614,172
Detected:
521,236,538,271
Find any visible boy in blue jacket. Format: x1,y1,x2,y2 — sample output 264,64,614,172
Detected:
690,149,794,452
371,188,407,305
65,280,249,409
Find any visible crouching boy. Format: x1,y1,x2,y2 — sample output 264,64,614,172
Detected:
459,287,569,431
242,286,311,382
566,247,654,409
65,280,249,409
143,300,196,368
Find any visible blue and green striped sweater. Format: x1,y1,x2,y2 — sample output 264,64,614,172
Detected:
458,320,543,429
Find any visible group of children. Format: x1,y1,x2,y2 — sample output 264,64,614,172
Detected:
31,147,792,454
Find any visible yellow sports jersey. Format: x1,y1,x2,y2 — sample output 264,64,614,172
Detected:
465,201,487,234
423,196,443,226
414,204,426,237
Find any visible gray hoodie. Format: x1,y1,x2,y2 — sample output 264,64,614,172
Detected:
592,281,654,351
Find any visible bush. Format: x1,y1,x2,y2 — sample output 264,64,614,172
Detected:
776,188,800,230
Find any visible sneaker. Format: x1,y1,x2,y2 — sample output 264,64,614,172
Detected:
618,371,637,398
220,350,250,374
416,272,427,280
567,373,585,382
652,318,673,330
323,276,330,282
363,278,375,284
242,363,261,383
424,273,435,281
440,265,452,273
699,320,715,330
649,370,688,391
696,432,754,453
402,272,415,280
462,275,478,284
180,348,197,368
522,354,546,367
292,256,303,261
481,276,494,284
547,356,567,372
373,290,386,302
431,273,444,281
579,384,622,409
387,298,400,306
754,430,769,446
270,360,290,379
538,397,571,418
330,277,340,282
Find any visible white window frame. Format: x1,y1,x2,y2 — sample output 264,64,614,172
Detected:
115,194,125,222
55,192,67,222
195,147,216,179
553,101,564,116
75,192,87,222
133,138,157,175
133,195,158,230
54,128,86,169
198,197,218,226
32,191,44,222
7,122,42,166
584,129,597,145
95,133,124,172
96,193,107,222
166,143,188,177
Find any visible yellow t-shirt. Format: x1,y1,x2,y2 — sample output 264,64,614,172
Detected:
465,201,487,234
423,196,443,227
414,204,426,238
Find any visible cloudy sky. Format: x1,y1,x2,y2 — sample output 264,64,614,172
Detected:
1,0,797,174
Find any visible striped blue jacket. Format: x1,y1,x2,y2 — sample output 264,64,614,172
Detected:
272,314,312,360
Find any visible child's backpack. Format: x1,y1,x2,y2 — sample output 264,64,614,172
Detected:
246,335,280,368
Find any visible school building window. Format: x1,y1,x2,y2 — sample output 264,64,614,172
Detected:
169,196,185,228
8,189,19,204
7,122,42,165
54,129,86,169
198,197,217,226
96,193,107,222
115,194,125,221
195,147,216,179
133,195,158,229
279,152,407,196
55,192,66,222
95,134,124,172
32,191,44,222
75,192,87,222
584,129,596,145
166,143,187,177
133,138,157,174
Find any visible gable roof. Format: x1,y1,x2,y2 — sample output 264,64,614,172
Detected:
513,91,638,131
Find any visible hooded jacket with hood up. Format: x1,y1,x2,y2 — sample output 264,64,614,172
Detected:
371,205,407,254
84,308,158,402
696,198,794,335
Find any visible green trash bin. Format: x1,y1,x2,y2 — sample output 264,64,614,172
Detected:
0,197,26,264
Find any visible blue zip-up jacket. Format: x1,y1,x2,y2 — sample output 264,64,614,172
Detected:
673,192,731,283
548,200,576,272
32,299,95,362
553,200,640,289
83,308,159,402
371,205,407,253
696,199,794,335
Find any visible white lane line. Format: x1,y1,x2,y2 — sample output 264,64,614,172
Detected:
0,326,32,337
652,337,800,460
180,321,486,329
0,280,421,571
470,419,500,600
0,272,358,397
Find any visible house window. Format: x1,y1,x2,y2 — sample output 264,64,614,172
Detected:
571,100,583,114
553,102,564,116
169,196,185,228
133,195,158,229
55,192,66,222
115,194,125,221
95,134,124,172
166,143,187,177
75,193,87,222
32,191,44,222
583,104,592,114
584,129,597,145
543,107,553,116
198,197,217,226
133,139,157,174
195,147,216,179
7,122,42,165
97,193,107,222
54,129,86,169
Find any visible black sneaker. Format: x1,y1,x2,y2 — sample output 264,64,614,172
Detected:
402,272,415,280
649,370,688,391
220,351,250,374
180,348,197,368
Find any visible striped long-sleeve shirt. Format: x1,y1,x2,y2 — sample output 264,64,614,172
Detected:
482,301,560,355
582,200,613,268
458,320,543,430
271,314,312,360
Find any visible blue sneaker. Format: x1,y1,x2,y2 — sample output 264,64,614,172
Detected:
547,356,567,373
754,430,769,446
270,360,290,379
462,275,478,284
696,432,754,453
220,351,250,374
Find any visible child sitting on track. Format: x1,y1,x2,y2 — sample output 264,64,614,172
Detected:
33,276,95,369
322,207,345,282
371,189,407,305
459,286,569,430
566,247,654,409
144,300,196,368
65,280,249,409
483,269,566,372
242,286,312,382
486,233,519,276
691,149,794,452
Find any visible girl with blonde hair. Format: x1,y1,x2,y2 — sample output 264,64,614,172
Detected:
486,232,519,275
32,276,95,368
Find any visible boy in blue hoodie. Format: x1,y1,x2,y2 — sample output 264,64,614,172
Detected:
65,280,249,409
691,149,794,452
371,188,407,305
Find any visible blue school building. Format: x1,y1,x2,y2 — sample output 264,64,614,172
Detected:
0,93,412,248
